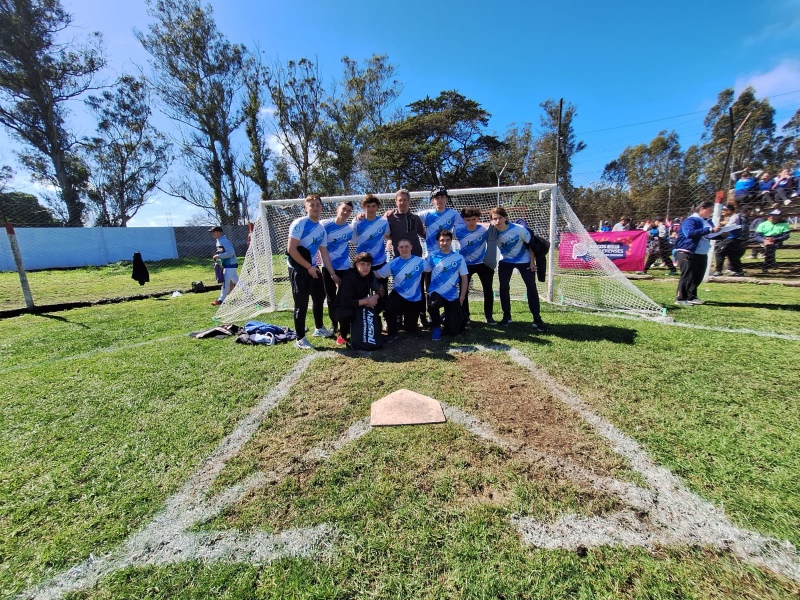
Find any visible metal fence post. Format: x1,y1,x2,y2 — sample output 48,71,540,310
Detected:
5,222,35,309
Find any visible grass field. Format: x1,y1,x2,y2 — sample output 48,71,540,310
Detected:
1,277,799,598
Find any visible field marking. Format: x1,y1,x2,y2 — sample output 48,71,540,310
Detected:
0,334,186,375
20,345,800,598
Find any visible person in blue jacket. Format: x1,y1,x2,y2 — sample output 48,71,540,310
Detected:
210,226,238,306
673,201,720,306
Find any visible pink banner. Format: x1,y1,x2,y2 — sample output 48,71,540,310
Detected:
558,230,647,272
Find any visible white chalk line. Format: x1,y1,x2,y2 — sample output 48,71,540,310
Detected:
1,334,186,375
20,345,800,597
19,351,373,600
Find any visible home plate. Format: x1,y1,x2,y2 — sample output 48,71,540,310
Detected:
370,389,447,426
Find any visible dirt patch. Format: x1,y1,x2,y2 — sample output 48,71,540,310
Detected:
454,353,631,482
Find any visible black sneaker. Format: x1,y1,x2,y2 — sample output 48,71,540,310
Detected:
385,334,399,344
486,318,499,325
532,320,548,332
498,317,512,326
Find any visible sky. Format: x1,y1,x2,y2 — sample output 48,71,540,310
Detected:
3,0,800,226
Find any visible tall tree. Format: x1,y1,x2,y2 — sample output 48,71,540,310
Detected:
527,100,586,192
241,54,272,201
85,75,172,226
137,0,246,225
369,90,501,190
0,0,105,226
699,87,777,187
266,57,325,197
318,54,401,194
776,107,800,166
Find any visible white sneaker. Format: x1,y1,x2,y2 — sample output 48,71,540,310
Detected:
312,327,334,338
294,337,314,350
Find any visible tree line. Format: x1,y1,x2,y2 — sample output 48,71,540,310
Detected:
0,0,798,228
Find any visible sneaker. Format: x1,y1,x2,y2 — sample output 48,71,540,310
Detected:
667,270,678,276
431,327,442,341
498,317,512,326
336,335,347,345
674,300,691,306
730,272,744,277
385,334,399,344
486,318,499,325
711,271,722,277
312,327,334,338
210,300,222,306
688,298,705,305
532,320,548,332
294,337,314,350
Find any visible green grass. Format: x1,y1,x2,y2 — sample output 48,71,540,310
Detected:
1,284,799,598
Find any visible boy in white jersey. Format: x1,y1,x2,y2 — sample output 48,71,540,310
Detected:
375,237,430,343
490,206,547,332
425,229,468,341
287,194,341,350
455,206,496,324
320,201,355,343
353,194,390,268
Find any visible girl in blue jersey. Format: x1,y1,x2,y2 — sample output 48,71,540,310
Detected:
455,206,496,324
490,206,547,332
321,201,355,342
287,194,341,350
425,229,468,341
353,194,390,268
375,237,429,343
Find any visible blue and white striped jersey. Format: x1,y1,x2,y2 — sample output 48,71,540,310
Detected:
425,250,468,302
321,218,354,271
455,223,488,265
376,255,428,302
418,208,464,254
496,223,531,264
353,216,389,265
287,217,327,267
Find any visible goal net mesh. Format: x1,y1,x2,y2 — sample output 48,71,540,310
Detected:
215,185,663,324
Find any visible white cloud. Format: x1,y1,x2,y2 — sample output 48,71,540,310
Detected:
735,60,800,108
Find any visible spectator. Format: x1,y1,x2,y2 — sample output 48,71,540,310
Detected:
771,168,795,206
732,168,758,207
712,204,744,277
754,209,790,273
209,226,238,306
600,221,612,232
612,215,631,231
643,217,677,275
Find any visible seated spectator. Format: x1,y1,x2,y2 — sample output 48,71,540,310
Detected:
754,210,790,273
732,167,758,207
771,168,795,206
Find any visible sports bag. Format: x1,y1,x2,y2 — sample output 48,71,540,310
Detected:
350,307,383,351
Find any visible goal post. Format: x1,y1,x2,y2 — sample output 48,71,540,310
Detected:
214,184,664,324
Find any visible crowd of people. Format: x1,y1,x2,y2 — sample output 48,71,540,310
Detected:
731,166,799,209
277,186,547,350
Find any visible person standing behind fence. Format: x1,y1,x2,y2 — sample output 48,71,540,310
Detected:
643,217,677,275
209,226,238,306
321,201,355,342
287,194,341,350
754,209,790,273
674,201,719,306
455,206,495,324
712,204,744,277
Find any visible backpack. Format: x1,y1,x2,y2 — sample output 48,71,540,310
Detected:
350,307,383,351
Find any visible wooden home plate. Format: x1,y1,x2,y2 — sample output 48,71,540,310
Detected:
370,389,447,426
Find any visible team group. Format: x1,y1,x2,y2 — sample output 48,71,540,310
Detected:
282,186,548,350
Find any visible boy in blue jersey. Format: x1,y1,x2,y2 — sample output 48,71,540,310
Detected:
418,186,465,255
425,229,468,341
455,206,496,324
490,206,547,332
287,194,341,350
375,237,430,343
209,226,238,306
353,194,390,268
321,201,355,342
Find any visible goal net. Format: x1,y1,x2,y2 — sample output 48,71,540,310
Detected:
215,185,664,324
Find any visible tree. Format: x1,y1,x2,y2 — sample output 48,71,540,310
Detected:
0,0,105,226
137,0,247,225
241,54,272,201
85,75,172,226
266,57,325,197
369,90,502,190
699,87,777,187
526,100,586,192
776,107,800,166
317,54,401,194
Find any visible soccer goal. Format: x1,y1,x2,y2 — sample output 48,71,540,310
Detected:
215,184,664,324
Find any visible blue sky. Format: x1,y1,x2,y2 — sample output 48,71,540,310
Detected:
3,0,800,225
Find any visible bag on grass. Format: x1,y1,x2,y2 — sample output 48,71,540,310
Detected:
350,307,383,351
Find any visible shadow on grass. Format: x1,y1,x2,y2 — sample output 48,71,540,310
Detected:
702,301,800,311
34,313,90,328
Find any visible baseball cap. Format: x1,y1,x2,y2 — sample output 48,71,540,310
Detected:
209,226,224,232
769,209,782,216
430,185,448,199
